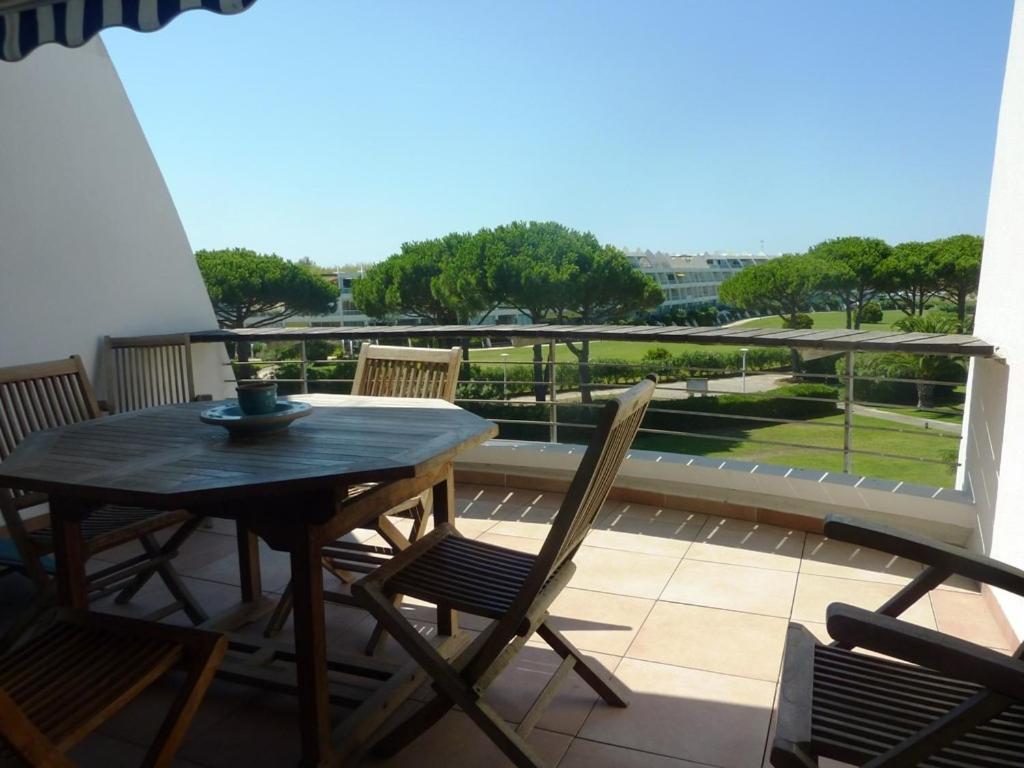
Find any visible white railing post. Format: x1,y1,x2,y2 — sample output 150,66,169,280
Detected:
843,350,854,474
501,352,509,401
299,340,309,395
549,339,558,443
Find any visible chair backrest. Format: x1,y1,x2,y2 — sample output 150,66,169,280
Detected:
0,356,100,466
0,357,101,578
103,334,195,413
468,376,656,673
538,375,656,577
351,344,462,402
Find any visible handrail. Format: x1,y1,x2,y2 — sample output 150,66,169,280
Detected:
189,323,995,358
195,328,970,488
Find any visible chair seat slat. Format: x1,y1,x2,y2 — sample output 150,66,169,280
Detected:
773,629,1024,768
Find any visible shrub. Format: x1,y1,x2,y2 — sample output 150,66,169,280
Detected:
782,313,813,330
838,353,965,406
460,384,840,445
643,347,672,362
858,301,883,324
255,339,342,362
458,346,794,401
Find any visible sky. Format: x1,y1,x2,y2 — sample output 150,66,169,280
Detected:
102,0,1014,265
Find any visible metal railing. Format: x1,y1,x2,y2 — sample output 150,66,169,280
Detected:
219,333,967,489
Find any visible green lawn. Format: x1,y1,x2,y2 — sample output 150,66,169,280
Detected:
872,404,964,424
632,413,958,487
470,340,750,364
731,310,906,331
470,310,911,365
468,310,962,486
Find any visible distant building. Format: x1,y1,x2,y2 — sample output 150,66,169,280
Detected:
624,249,779,313
277,249,780,327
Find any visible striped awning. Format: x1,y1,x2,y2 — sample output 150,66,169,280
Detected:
0,0,257,62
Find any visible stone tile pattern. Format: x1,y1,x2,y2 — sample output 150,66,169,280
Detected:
3,484,1009,768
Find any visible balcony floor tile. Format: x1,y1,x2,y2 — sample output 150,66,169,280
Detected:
0,482,1008,768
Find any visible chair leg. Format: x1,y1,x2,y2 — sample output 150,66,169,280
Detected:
142,635,229,768
372,690,545,766
357,582,546,766
115,530,208,626
154,559,208,625
363,515,417,657
263,581,294,638
408,498,428,543
370,693,453,758
363,594,401,656
461,697,547,768
536,622,629,707
115,516,204,605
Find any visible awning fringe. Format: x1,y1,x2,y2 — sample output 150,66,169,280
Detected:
1,0,257,62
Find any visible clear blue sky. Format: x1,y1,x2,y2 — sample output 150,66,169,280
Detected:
102,0,1013,265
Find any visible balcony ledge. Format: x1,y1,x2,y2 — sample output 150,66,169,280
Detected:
455,439,975,544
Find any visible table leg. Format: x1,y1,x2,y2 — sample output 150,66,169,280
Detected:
48,496,87,610
432,464,458,636
236,521,263,603
290,526,333,768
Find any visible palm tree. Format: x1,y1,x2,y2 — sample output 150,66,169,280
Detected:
878,313,965,409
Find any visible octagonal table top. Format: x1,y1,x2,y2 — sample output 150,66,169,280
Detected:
0,394,498,508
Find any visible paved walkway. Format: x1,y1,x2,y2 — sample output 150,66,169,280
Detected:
511,372,790,403
843,403,962,433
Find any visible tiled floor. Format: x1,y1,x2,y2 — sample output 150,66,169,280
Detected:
1,484,1011,768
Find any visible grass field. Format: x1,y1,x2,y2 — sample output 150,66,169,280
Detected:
732,310,905,331
872,404,964,424
469,310,961,486
470,340,750,364
631,412,958,487
470,310,908,364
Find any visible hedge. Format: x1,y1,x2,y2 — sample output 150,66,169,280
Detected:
836,353,965,406
461,384,839,445
458,347,791,401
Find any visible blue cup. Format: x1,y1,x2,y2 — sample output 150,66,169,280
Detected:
236,382,278,415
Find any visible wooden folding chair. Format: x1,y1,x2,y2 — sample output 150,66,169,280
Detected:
0,357,208,650
263,344,463,650
772,514,1024,767
344,376,657,767
102,333,216,581
102,333,209,414
0,610,226,767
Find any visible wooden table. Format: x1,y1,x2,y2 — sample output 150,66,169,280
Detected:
0,393,498,767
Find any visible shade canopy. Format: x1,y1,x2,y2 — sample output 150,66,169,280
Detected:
0,0,257,62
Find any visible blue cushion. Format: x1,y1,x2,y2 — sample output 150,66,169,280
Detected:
0,537,56,573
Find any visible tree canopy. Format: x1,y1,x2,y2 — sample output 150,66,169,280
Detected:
808,236,892,329
352,220,662,402
932,234,983,331
718,253,827,325
352,220,661,326
196,248,338,329
353,232,489,324
876,241,939,317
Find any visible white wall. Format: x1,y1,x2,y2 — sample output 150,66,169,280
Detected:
0,39,230,399
962,1,1024,638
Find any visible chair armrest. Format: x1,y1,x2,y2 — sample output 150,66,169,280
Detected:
825,514,1024,597
826,603,1024,700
